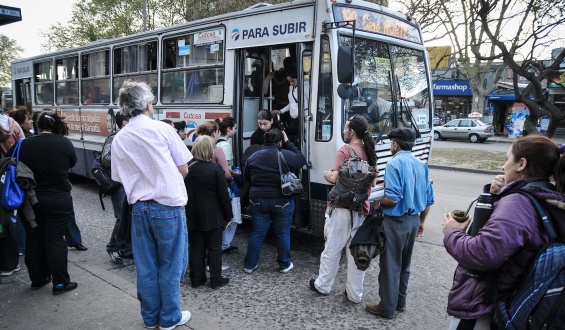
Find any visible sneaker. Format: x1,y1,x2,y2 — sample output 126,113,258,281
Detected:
159,310,191,330
396,305,407,312
280,262,294,273
52,282,78,295
309,279,328,295
0,264,21,277
206,264,229,272
144,324,157,329
244,265,258,274
109,252,124,264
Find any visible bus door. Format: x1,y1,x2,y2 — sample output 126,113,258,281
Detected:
237,49,267,156
14,79,32,109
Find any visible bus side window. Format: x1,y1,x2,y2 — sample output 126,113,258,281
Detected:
316,37,332,141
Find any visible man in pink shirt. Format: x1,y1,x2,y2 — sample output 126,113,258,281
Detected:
111,80,193,330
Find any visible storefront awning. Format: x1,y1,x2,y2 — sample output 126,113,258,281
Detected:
432,79,472,96
0,5,21,26
486,89,535,101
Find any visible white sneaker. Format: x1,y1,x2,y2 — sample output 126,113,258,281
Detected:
244,265,258,274
159,310,191,330
0,264,20,277
206,264,229,271
280,262,294,273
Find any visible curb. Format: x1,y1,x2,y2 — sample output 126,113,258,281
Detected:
428,164,502,176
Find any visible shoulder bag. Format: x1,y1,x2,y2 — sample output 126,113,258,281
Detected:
2,139,25,210
278,151,303,196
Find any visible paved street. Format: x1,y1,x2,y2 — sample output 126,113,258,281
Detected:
1,169,496,330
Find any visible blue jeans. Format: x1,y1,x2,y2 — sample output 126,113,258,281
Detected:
131,201,188,328
244,198,294,270
65,211,83,246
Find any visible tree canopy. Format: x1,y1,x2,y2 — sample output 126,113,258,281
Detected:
0,34,23,87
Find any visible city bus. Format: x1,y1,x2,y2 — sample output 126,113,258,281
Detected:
10,0,433,235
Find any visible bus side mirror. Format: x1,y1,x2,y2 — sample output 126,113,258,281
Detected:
337,46,354,84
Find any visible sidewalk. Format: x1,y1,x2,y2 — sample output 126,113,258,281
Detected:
488,134,565,145
0,253,142,330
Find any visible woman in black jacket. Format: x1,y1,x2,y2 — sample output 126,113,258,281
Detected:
12,111,78,295
185,135,232,289
243,128,306,274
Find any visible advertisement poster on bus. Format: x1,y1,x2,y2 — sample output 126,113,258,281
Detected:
61,108,114,137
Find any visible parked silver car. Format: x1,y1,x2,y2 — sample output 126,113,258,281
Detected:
434,118,494,143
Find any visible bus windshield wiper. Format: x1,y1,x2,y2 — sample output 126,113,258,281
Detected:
396,77,421,138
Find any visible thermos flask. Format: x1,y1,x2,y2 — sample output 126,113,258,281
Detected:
468,193,494,236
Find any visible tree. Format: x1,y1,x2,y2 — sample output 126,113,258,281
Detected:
472,0,565,137
0,34,23,87
395,0,506,115
42,0,148,52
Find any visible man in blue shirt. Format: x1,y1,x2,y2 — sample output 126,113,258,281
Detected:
366,128,434,319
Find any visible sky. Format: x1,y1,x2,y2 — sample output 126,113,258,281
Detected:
0,0,76,58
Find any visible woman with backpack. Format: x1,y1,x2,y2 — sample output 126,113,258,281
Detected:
10,111,79,295
443,135,565,329
309,115,377,304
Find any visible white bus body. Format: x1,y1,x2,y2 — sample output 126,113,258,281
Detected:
11,0,433,235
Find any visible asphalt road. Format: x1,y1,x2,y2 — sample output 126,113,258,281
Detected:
1,168,496,330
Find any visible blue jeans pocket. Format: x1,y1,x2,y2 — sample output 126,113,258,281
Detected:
275,201,290,209
152,211,180,242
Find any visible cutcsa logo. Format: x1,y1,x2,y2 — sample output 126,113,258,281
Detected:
231,29,241,41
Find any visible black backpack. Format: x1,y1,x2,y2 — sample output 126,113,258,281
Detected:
493,191,565,329
328,145,376,214
91,133,121,209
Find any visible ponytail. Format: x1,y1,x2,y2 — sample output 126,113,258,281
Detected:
349,115,377,167
37,110,69,136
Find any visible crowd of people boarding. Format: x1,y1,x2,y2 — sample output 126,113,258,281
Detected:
2,79,565,330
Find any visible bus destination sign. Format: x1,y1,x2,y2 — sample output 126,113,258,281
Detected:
334,6,421,43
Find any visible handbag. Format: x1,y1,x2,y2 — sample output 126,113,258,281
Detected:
2,139,25,211
229,183,242,224
277,151,304,196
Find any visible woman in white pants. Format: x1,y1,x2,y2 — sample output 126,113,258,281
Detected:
309,115,377,303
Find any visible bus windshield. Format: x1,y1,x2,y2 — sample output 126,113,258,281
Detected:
339,36,432,137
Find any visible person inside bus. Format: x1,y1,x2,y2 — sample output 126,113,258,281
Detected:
250,109,282,146
275,68,308,146
263,57,295,110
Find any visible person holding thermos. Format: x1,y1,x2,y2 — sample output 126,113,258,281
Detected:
441,135,565,329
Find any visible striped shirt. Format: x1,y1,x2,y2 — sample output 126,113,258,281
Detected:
111,114,192,206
